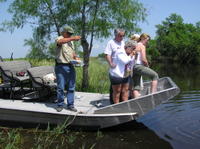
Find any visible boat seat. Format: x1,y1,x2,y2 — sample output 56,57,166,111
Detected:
0,60,32,98
27,66,56,100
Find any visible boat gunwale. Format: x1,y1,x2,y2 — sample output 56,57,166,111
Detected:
94,77,180,112
0,105,138,117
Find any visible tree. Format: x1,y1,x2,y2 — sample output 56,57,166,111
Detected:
146,39,160,62
155,13,200,64
24,28,48,59
0,0,147,89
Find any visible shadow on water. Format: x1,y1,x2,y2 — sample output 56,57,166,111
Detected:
67,120,173,149
82,122,173,149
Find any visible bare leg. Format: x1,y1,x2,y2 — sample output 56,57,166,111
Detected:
151,80,158,93
121,83,129,102
112,84,122,104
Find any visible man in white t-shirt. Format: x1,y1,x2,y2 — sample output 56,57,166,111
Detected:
104,28,125,68
104,28,125,104
105,40,137,104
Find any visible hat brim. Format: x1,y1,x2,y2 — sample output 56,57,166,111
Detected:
67,31,74,34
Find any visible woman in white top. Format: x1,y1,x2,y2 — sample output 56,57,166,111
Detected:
132,33,159,98
109,40,137,104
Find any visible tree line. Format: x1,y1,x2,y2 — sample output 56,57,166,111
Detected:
148,13,200,65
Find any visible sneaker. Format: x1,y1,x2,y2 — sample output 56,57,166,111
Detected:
55,106,63,112
67,106,78,112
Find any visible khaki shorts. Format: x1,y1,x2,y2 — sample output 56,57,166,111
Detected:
131,65,159,91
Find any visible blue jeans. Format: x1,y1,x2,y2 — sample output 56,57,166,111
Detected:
55,64,76,107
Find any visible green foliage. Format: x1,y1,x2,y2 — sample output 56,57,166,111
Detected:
24,38,47,59
0,0,147,48
47,42,56,59
24,29,48,59
147,39,160,61
0,128,23,149
97,53,105,58
0,0,147,89
28,58,55,66
155,13,200,64
75,57,110,93
0,118,103,149
77,50,84,58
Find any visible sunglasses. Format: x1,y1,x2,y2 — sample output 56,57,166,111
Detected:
118,34,125,38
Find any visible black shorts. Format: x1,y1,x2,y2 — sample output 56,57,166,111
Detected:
109,74,129,85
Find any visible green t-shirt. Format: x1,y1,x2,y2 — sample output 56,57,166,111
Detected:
55,36,75,64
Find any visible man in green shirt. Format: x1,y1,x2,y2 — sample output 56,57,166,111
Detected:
55,26,81,112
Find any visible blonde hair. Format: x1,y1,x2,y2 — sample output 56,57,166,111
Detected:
130,34,140,42
138,33,151,42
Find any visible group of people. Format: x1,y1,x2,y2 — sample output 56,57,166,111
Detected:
54,25,158,112
104,28,159,104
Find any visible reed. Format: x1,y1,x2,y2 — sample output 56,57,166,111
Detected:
25,57,110,93
0,123,100,149
76,57,110,93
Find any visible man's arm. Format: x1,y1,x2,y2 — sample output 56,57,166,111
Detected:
57,36,81,45
105,54,116,68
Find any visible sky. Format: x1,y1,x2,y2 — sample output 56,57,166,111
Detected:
0,0,200,58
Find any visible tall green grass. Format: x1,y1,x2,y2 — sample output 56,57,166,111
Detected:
0,125,99,149
26,57,110,93
75,57,110,93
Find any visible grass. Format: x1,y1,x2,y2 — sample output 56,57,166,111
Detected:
75,57,110,93
0,116,105,149
23,57,110,93
0,123,106,149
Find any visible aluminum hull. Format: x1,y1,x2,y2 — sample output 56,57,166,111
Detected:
0,77,179,129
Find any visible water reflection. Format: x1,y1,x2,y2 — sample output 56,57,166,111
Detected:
134,64,200,149
83,122,173,149
137,91,200,149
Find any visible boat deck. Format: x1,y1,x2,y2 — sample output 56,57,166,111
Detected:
0,92,110,115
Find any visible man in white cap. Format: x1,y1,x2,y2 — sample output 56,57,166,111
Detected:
55,25,81,112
